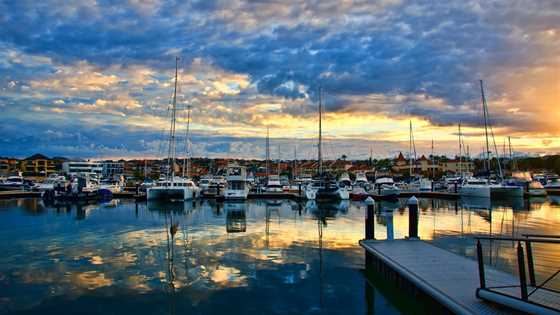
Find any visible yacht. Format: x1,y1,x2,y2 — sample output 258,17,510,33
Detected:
35,174,67,191
266,174,283,193
339,172,352,189
545,176,560,189
198,175,213,191
313,178,350,200
353,171,369,188
408,176,432,192
373,177,400,197
99,176,125,193
0,174,26,191
147,176,199,200
224,165,250,200
459,178,491,198
527,181,547,196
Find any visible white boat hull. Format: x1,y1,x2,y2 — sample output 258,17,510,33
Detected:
224,188,249,200
460,185,491,198
147,186,196,200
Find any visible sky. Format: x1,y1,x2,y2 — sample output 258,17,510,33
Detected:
0,0,559,160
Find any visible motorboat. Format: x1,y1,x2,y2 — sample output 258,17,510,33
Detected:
339,172,352,189
526,181,547,196
458,177,491,198
373,177,400,197
99,176,125,194
198,175,213,191
224,165,250,200
408,176,432,192
34,174,67,191
0,175,26,191
147,176,199,200
280,175,290,191
313,179,349,200
266,175,283,193
353,171,369,189
545,176,560,189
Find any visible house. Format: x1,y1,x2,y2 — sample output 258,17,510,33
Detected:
0,157,18,176
21,154,56,176
440,159,474,173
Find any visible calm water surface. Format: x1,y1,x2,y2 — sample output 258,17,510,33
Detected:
0,196,559,314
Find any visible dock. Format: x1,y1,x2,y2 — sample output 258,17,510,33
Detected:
360,239,517,315
0,191,41,199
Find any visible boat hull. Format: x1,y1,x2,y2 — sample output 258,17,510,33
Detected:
490,185,523,197
147,187,195,200
460,186,491,198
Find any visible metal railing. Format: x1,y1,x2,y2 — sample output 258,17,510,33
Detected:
475,234,560,312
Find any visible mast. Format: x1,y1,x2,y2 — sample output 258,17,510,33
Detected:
458,123,463,176
293,145,297,179
167,57,179,182
480,80,491,174
277,144,281,175
182,104,192,178
431,138,435,179
266,126,270,177
409,121,413,177
318,87,323,176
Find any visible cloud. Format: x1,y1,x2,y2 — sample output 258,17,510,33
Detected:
0,0,559,158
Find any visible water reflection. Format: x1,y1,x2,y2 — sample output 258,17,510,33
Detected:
0,196,559,314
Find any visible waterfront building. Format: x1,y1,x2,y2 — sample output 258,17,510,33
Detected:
20,154,57,176
440,159,474,174
101,161,124,179
62,161,103,175
0,157,19,176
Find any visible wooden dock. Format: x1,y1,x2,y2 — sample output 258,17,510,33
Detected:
360,239,520,315
0,191,41,199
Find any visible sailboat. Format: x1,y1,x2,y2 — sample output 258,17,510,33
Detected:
407,121,432,192
312,87,349,200
455,122,491,198
476,80,522,197
147,57,199,201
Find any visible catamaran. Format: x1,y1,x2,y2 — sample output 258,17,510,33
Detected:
147,57,200,201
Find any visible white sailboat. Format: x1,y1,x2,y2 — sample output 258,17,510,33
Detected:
313,87,348,200
147,57,198,201
407,121,432,192
477,80,522,198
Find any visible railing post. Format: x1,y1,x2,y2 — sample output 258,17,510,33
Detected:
517,241,528,301
408,196,419,239
525,240,536,287
476,239,486,289
365,197,375,240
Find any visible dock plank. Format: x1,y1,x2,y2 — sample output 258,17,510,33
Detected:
360,239,519,315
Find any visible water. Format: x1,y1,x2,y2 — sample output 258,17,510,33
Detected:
0,196,559,314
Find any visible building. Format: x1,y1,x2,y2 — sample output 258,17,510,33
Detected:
20,154,56,176
440,159,474,174
101,161,124,179
62,161,103,175
392,153,440,175
0,158,18,176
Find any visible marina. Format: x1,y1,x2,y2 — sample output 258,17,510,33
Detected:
1,1,559,314
0,195,559,314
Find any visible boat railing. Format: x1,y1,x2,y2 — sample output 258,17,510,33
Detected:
475,235,560,313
